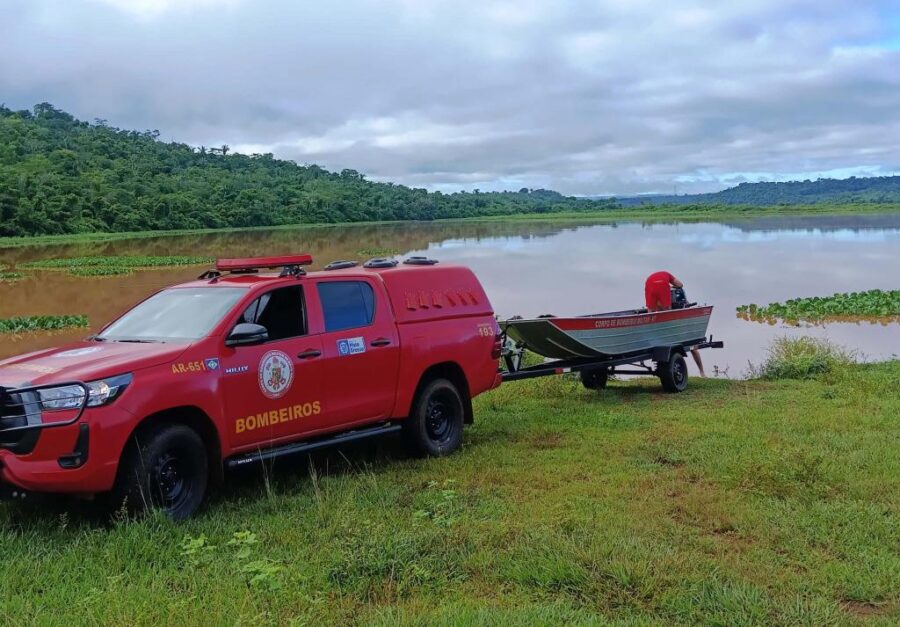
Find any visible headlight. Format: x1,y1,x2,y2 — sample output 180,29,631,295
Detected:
38,373,133,411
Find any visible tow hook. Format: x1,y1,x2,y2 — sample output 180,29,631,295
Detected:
0,483,28,501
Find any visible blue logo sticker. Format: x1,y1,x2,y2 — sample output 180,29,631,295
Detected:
347,337,366,354
337,336,366,355
205,358,220,371
337,337,366,356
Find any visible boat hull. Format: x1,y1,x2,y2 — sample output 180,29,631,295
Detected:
502,306,713,359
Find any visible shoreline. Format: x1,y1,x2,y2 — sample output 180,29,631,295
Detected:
1,203,897,249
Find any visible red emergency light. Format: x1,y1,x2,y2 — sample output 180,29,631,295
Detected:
215,254,313,272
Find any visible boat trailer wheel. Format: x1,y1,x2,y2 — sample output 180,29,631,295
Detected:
580,367,609,391
658,354,688,393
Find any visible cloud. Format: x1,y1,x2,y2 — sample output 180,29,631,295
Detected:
89,0,239,19
1,0,899,194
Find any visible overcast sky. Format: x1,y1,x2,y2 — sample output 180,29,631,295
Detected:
2,0,899,195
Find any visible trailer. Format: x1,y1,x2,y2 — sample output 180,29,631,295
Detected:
500,308,724,392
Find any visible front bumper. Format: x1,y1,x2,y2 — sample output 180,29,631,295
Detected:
0,383,129,495
0,419,121,494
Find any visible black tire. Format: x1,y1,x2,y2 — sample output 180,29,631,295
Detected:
403,378,465,457
111,424,208,520
659,354,689,393
580,367,609,390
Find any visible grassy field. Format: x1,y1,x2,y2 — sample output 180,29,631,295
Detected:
1,362,898,625
0,203,896,249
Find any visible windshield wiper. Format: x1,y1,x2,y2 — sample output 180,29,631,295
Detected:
114,339,163,343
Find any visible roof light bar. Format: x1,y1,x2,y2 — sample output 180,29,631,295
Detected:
215,254,313,272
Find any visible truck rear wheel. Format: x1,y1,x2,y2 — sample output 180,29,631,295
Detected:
111,424,208,520
404,378,464,457
659,354,688,393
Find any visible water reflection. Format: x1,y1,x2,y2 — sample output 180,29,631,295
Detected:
1,214,898,375
723,214,900,233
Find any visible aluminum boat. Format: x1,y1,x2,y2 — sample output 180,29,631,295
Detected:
501,306,713,359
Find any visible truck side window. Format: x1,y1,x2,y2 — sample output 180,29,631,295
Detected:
317,281,375,332
239,285,306,341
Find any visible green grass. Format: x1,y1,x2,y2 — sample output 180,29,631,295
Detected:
738,289,900,324
1,361,898,624
0,315,89,334
749,336,856,380
0,203,896,249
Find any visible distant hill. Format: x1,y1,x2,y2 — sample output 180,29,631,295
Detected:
3,103,895,239
0,103,617,238
613,176,900,206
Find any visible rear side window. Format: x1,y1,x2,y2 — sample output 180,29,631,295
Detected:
317,281,375,332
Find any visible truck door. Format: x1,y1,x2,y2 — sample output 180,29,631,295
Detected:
221,285,325,450
314,278,400,427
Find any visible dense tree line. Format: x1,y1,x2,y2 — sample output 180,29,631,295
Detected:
0,103,618,237
713,176,900,205
616,176,900,207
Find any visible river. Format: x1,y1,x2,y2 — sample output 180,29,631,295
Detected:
1,213,898,376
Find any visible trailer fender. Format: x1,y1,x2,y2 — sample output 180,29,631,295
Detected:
651,345,686,363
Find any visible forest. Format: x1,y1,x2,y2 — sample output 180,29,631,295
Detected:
615,175,900,206
0,104,616,237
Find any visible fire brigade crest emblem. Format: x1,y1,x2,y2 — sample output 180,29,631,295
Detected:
258,350,294,399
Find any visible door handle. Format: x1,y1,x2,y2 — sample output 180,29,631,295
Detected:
370,338,392,347
297,349,322,359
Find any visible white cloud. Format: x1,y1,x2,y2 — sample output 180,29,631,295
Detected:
89,0,240,19
1,0,899,194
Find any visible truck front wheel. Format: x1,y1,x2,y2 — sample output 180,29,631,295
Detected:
404,378,464,457
111,424,208,520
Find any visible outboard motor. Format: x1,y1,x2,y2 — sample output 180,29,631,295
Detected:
671,286,688,309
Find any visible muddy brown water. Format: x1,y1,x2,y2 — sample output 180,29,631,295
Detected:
1,214,898,377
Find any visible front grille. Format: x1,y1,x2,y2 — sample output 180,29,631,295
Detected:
0,382,89,455
0,387,42,454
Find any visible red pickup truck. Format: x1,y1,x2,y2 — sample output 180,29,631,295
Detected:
0,255,502,518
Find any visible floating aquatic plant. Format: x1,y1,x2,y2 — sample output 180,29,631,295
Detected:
356,247,401,257
737,289,899,324
21,255,213,270
0,315,89,334
20,255,213,277
0,265,23,282
68,266,135,277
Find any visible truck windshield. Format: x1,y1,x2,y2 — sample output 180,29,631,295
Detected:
98,287,247,342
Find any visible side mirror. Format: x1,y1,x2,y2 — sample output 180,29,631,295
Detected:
225,323,268,347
